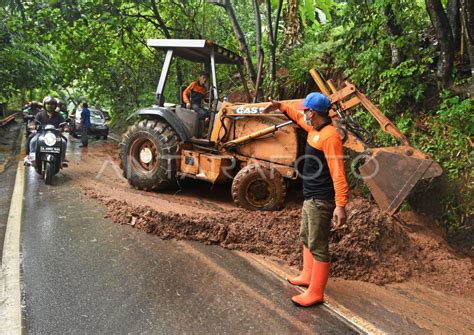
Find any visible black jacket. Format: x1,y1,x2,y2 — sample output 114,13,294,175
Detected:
35,110,65,128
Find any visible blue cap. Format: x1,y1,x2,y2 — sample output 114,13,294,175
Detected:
297,92,331,113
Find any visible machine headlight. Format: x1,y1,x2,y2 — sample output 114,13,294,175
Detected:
44,133,57,146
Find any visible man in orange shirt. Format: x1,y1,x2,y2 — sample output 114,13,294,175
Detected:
183,71,210,124
264,92,348,307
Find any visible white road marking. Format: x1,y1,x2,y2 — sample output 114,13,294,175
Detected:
0,160,25,334
245,253,385,334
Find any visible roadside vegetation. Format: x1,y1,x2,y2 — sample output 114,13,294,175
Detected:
1,0,472,231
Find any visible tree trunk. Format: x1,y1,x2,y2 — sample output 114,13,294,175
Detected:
447,0,461,52
383,4,403,65
425,0,455,88
283,0,302,47
264,0,282,82
253,0,263,101
460,0,474,79
209,0,257,83
20,87,26,108
253,0,262,70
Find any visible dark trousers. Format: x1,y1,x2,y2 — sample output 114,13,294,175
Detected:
191,104,209,136
81,126,89,146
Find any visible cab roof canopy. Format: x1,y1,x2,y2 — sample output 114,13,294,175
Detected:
146,39,242,65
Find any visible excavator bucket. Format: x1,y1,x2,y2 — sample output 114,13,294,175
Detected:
309,69,443,215
358,146,443,215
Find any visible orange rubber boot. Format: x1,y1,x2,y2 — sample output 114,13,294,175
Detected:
291,260,330,307
286,246,313,287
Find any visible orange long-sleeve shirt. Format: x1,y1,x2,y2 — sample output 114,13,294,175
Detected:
182,81,208,105
281,102,349,207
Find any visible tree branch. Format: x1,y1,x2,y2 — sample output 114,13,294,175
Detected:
150,0,172,38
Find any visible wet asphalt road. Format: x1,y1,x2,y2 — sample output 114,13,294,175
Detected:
20,142,358,334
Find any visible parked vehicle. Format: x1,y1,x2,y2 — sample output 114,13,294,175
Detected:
102,110,111,122
33,122,68,185
70,107,109,140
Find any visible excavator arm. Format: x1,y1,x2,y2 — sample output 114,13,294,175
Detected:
310,69,442,214
212,69,442,215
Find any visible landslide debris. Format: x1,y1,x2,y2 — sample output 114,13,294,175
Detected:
77,143,472,295
86,189,468,287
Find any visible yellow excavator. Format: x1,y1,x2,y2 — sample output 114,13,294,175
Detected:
120,39,442,214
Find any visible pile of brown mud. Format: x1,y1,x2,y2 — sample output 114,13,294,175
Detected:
74,143,472,295
85,187,472,293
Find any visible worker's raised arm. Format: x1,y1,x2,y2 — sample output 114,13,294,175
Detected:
322,135,349,207
263,100,312,132
280,102,313,132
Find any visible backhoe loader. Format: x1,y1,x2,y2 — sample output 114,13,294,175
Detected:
120,39,442,214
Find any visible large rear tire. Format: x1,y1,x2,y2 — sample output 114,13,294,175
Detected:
231,164,286,211
120,119,179,191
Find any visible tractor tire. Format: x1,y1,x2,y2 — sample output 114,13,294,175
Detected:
231,164,286,211
120,119,179,191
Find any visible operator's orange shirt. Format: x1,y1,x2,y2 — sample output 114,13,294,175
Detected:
183,81,208,105
281,102,349,207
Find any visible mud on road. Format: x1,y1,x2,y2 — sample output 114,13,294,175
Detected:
67,141,473,297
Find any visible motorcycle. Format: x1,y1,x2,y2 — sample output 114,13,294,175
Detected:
23,104,41,138
31,121,69,185
24,115,36,139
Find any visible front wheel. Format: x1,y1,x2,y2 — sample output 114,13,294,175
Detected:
120,119,179,191
44,161,54,185
231,164,286,211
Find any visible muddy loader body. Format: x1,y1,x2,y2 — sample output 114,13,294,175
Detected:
120,39,442,214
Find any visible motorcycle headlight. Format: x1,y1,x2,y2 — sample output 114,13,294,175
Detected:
44,132,57,146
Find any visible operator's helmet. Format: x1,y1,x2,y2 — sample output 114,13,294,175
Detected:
43,96,58,113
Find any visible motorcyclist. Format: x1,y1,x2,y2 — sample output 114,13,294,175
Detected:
22,101,41,120
30,101,41,116
56,99,68,119
24,96,68,165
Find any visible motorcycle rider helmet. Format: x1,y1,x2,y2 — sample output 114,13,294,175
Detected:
43,96,57,113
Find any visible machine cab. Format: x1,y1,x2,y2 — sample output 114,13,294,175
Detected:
146,39,251,139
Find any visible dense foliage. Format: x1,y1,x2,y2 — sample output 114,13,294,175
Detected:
1,0,472,228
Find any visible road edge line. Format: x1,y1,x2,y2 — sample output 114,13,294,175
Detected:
245,254,386,335
0,145,25,334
